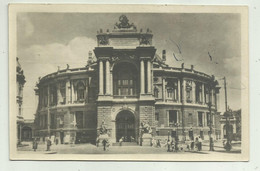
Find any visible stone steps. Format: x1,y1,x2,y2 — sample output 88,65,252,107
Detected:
112,142,139,146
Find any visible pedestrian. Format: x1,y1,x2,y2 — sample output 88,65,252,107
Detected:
171,140,175,152
157,139,161,148
195,137,199,151
96,137,99,147
167,140,171,152
32,138,38,152
55,137,59,145
46,137,52,151
102,139,107,151
191,141,194,151
106,139,110,151
198,136,202,151
119,137,123,146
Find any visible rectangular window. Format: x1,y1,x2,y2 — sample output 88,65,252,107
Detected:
60,82,66,104
196,83,202,103
169,110,178,126
76,111,84,129
186,81,192,103
198,112,203,127
122,80,128,85
155,112,159,122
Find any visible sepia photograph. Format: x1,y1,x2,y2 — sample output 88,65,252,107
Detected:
9,4,249,161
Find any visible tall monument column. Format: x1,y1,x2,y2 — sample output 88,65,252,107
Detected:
140,59,145,94
99,60,104,95
105,59,110,95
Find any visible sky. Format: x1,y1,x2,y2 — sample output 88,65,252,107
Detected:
17,13,241,119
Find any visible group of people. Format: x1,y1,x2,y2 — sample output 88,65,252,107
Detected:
32,137,53,152
150,136,203,152
186,136,203,151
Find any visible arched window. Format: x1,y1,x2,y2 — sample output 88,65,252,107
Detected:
166,79,178,101
113,63,137,96
77,82,85,102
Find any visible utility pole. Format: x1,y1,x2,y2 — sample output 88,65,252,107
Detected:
208,77,214,151
223,77,232,151
209,98,214,151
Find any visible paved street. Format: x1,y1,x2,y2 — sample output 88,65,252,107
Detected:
17,140,241,155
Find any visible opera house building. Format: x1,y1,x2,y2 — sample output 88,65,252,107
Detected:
34,15,221,145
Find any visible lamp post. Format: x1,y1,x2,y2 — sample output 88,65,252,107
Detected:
167,131,170,152
208,101,214,151
207,76,215,151
174,122,180,151
223,77,232,151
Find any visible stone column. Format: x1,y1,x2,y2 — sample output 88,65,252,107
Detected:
85,79,89,103
182,79,186,104
162,78,165,101
57,83,61,105
140,59,145,94
71,80,74,103
106,60,110,95
110,71,113,95
147,60,151,93
178,79,181,103
211,89,214,104
192,81,196,103
99,60,104,95
202,83,205,104
66,80,70,104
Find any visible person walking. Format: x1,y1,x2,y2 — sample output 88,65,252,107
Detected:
32,138,38,152
96,137,99,147
157,139,161,148
46,137,52,151
102,139,107,151
167,140,171,152
195,137,199,151
119,137,123,146
198,136,202,151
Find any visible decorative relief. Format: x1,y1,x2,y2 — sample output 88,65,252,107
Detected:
114,15,137,31
97,35,109,45
140,35,152,45
113,51,137,60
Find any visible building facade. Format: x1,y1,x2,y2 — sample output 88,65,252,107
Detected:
17,57,26,144
34,15,221,145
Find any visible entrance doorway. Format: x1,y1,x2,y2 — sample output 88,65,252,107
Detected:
116,111,135,142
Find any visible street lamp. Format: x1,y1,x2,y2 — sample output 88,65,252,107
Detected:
174,122,180,151
167,131,170,152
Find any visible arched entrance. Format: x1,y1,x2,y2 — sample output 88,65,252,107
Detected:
22,126,32,141
116,110,135,142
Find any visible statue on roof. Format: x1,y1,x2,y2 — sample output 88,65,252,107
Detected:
114,15,137,30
